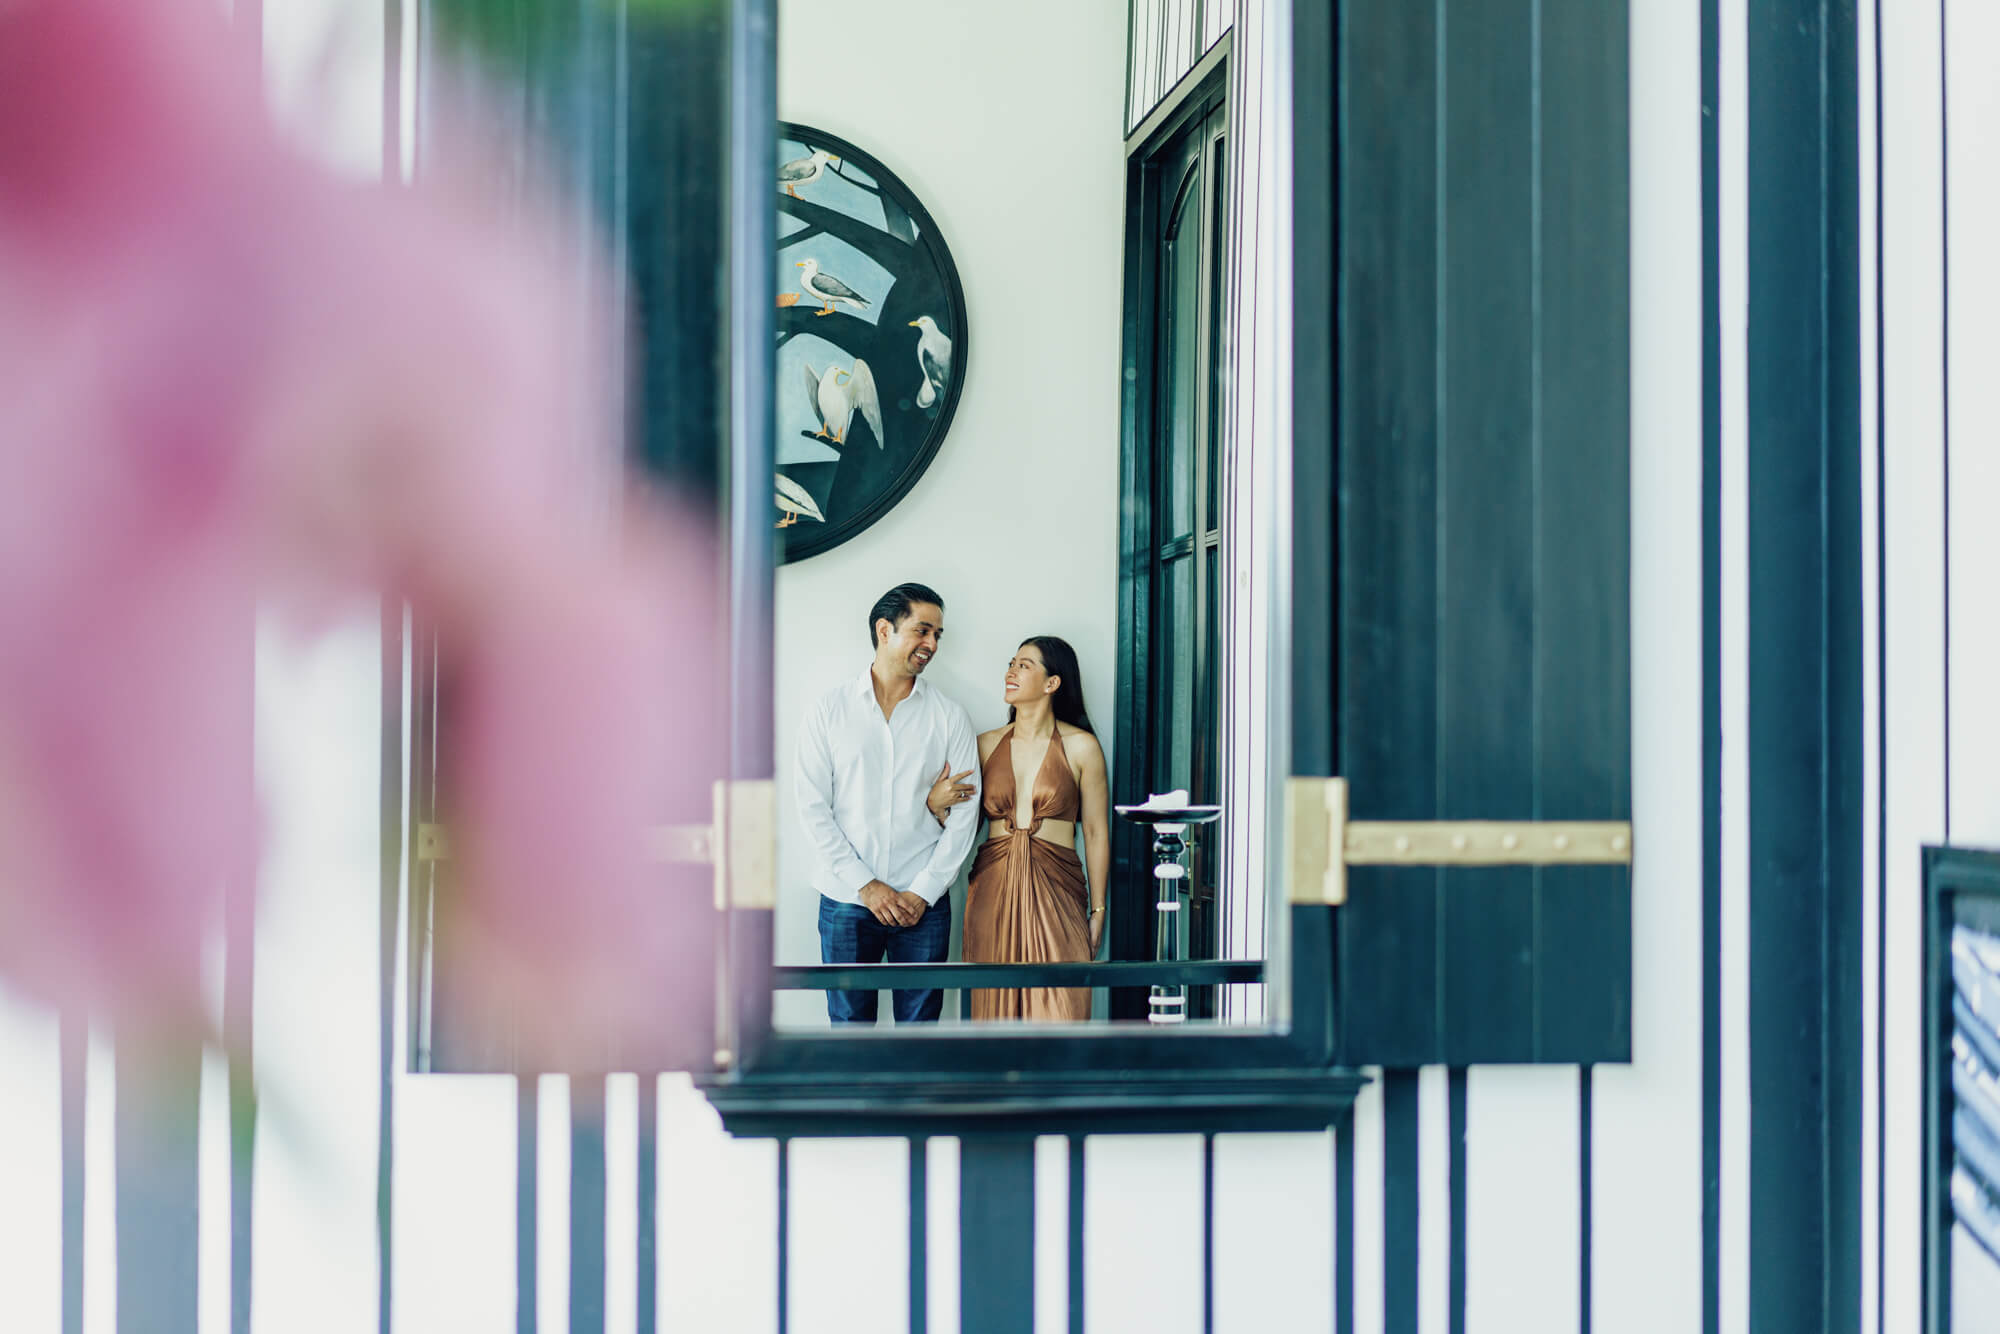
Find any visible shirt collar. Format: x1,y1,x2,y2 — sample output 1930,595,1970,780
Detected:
853,664,928,703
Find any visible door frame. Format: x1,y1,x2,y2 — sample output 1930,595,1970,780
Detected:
1111,44,1232,1018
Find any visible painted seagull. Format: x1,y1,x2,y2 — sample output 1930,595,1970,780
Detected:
908,315,953,409
777,147,839,198
795,258,869,318
804,359,884,448
774,473,825,527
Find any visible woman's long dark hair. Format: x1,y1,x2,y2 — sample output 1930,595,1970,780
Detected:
1008,635,1095,735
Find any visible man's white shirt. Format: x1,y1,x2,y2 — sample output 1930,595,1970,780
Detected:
794,667,981,906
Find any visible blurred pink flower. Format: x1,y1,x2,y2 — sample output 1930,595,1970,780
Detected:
436,502,723,1068
0,0,716,1057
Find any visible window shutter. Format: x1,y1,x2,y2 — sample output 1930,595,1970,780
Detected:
1322,0,1631,1066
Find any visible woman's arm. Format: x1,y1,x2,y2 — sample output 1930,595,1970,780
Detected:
1073,733,1111,956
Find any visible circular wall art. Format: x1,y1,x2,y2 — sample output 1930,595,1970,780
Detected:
773,123,968,564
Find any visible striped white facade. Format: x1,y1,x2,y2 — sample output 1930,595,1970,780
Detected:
4,0,1992,1330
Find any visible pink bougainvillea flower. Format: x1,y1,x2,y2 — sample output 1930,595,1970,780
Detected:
433,500,725,1070
0,0,719,1060
0,0,274,1021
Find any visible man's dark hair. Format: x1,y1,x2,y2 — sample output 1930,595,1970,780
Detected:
866,582,944,650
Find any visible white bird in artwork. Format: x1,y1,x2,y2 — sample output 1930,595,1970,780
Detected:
774,473,825,527
804,359,884,448
908,315,953,409
795,258,869,317
777,148,840,198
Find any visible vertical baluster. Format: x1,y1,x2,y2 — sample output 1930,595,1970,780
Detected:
1150,823,1189,1023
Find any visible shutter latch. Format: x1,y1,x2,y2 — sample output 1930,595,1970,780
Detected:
1286,777,1633,906
415,777,776,912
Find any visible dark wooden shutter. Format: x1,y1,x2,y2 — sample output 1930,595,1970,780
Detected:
1315,0,1631,1066
415,6,753,1078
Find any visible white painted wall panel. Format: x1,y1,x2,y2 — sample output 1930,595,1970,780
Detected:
536,1077,572,1334
198,1046,231,1334
1083,1134,1203,1334
787,1138,909,1334
1465,1070,1579,1334
1943,0,2000,848
656,1076,779,1334
605,1075,640,1334
1351,1074,1386,1334
1591,1,1706,1329
1211,1132,1333,1334
393,1077,519,1334
84,1034,114,1334
1417,1071,1448,1334
0,998,62,1334
236,2,393,1326
1221,0,1288,1017
1881,1,1950,1328
1034,1136,1070,1334
249,621,384,1334
928,1137,961,1334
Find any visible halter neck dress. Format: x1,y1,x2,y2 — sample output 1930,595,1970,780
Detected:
963,723,1092,1021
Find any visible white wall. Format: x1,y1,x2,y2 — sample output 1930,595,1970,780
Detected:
771,0,1131,1021
1877,0,2000,1325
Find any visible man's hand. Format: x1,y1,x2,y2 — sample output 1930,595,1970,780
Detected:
859,880,926,927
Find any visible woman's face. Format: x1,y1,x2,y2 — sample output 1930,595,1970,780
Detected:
1003,644,1055,706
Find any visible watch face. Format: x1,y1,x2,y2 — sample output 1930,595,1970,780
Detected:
773,123,967,564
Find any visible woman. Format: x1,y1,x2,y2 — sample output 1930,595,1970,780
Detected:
928,636,1109,1020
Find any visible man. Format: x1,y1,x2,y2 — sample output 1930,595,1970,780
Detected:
795,582,980,1023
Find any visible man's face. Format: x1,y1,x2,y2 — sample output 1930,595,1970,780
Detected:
877,602,944,676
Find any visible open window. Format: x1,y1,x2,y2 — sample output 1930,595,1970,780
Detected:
396,0,1636,1130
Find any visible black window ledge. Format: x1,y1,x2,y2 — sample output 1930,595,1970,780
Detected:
696,1066,1368,1138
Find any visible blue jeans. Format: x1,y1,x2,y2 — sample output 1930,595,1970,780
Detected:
818,892,951,1024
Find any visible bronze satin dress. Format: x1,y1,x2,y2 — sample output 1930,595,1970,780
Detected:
964,724,1092,1021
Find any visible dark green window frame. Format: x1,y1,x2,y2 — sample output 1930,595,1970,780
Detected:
1111,52,1232,1021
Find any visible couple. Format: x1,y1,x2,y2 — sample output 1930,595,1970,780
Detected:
794,582,1110,1024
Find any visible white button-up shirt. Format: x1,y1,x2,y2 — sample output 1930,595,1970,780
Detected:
794,667,981,906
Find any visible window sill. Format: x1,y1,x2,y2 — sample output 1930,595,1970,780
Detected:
696,1065,1368,1138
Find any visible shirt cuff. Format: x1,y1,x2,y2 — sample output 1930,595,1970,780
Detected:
905,873,948,906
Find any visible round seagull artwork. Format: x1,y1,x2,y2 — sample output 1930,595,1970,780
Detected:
795,258,869,317
803,360,884,448
773,123,967,564
774,473,825,528
908,315,953,410
777,147,839,198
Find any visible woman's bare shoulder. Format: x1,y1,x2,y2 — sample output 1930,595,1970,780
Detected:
977,726,1005,757
1063,727,1105,767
